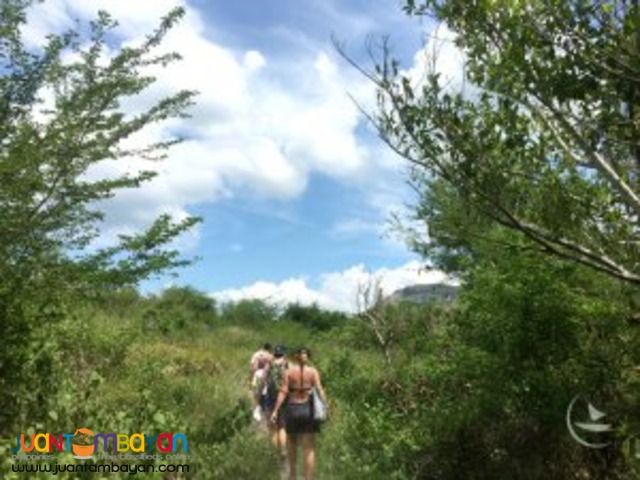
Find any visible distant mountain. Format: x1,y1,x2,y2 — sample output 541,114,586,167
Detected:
386,283,459,305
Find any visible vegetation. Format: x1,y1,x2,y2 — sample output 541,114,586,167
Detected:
1,279,637,479
356,0,640,285
1,1,639,479
0,0,198,434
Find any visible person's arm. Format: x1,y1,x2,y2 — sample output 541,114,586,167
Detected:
270,370,289,422
248,353,258,383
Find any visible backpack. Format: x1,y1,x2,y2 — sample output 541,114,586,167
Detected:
264,359,288,406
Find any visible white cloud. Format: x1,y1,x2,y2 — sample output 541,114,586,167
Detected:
23,1,394,249
210,260,456,313
406,24,464,89
66,0,194,39
404,23,482,101
22,0,72,47
244,50,267,71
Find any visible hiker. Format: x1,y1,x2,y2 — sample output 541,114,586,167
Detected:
249,343,273,422
270,347,327,480
264,345,289,456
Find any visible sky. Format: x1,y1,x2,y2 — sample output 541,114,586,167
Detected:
24,0,464,312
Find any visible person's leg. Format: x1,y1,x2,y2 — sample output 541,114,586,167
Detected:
251,385,262,421
268,414,278,446
277,426,287,455
286,433,297,480
301,433,315,480
272,426,285,480
251,370,266,420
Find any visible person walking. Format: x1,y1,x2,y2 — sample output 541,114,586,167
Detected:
249,343,273,422
264,345,289,458
270,347,327,480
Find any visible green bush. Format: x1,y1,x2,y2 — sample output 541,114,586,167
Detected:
219,299,278,329
280,303,348,331
142,286,218,334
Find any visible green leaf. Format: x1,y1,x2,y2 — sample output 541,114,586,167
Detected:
153,412,166,425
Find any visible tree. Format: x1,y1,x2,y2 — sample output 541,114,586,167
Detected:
0,0,199,297
347,0,640,284
355,274,395,365
280,302,348,331
143,286,217,333
0,0,199,429
219,299,278,327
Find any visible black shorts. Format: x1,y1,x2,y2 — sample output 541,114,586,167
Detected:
285,400,320,435
261,393,276,413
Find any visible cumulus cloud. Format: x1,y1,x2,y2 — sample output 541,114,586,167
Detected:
210,260,456,313
23,0,396,250
404,23,482,101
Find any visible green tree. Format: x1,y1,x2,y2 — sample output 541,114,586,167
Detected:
353,0,640,284
0,0,198,430
1,1,199,294
219,299,278,328
144,286,217,333
334,5,640,473
280,302,348,332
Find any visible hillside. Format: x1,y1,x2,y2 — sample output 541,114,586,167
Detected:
386,283,459,304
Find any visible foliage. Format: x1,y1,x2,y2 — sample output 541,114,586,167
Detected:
142,286,217,334
219,298,279,329
0,0,198,439
328,256,638,478
357,0,640,284
0,0,199,295
2,2,640,479
333,6,640,473
279,302,348,331
1,280,638,479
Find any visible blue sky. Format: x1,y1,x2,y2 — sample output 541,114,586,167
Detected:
26,0,461,311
